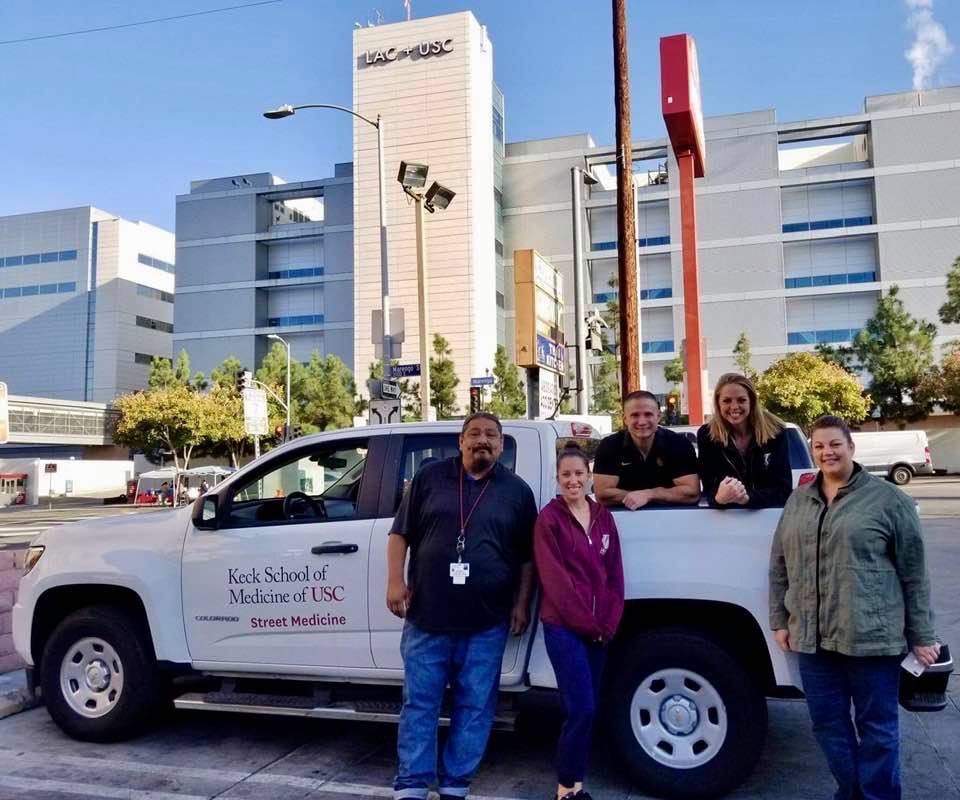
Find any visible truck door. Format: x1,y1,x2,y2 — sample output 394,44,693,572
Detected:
368,426,542,682
182,434,384,671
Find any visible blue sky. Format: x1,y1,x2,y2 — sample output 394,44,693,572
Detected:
1,0,957,231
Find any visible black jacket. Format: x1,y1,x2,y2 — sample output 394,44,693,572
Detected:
696,424,792,508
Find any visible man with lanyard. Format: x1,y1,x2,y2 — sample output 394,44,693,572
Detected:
593,390,700,509
386,412,538,800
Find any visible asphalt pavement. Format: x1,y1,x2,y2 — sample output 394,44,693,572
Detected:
0,478,956,799
0,503,171,550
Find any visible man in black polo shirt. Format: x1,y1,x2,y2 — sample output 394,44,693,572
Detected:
386,412,537,800
594,390,700,509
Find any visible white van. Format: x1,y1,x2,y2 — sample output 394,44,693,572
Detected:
851,430,934,485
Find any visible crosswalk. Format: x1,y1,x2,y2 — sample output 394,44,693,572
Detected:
0,506,164,548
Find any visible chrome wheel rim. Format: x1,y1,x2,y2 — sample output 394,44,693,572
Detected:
629,668,728,769
59,637,124,719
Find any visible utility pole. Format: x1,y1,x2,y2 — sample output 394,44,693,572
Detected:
612,0,641,394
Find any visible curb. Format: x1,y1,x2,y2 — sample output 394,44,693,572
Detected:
0,671,39,720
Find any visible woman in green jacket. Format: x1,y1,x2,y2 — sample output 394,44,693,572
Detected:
769,415,939,800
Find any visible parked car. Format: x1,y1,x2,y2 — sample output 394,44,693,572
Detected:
668,422,817,488
851,430,934,485
13,420,951,799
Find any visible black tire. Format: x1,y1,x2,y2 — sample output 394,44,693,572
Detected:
41,605,164,742
889,465,912,486
604,629,767,800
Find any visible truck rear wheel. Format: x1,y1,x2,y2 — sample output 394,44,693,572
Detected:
41,605,163,742
605,629,767,799
889,465,913,485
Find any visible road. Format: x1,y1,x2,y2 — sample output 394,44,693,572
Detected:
0,479,956,799
0,504,170,550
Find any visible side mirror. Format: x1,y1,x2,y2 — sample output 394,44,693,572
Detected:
193,495,219,530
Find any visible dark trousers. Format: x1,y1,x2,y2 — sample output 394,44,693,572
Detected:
798,651,903,800
542,622,608,788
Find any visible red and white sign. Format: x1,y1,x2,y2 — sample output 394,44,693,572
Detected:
660,34,706,178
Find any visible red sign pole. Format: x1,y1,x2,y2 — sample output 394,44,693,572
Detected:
660,33,707,424
677,149,705,424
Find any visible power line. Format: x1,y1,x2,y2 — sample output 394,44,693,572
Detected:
0,1,284,46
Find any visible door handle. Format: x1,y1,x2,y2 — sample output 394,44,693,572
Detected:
311,543,359,555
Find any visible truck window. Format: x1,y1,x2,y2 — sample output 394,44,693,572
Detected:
228,439,369,526
393,434,517,512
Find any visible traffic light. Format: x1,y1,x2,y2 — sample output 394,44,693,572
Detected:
469,386,482,413
236,370,252,393
291,424,303,439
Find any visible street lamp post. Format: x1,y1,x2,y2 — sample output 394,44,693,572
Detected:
397,161,456,421
264,103,392,369
571,165,599,415
267,333,291,440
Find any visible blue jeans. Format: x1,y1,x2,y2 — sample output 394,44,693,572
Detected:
798,651,903,800
543,622,607,788
394,621,509,800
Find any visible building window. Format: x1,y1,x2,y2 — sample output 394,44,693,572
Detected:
136,284,174,303
267,266,325,280
496,291,505,309
267,314,324,327
0,249,78,267
785,272,876,289
136,315,174,333
642,339,675,354
0,281,76,299
492,107,504,144
787,328,862,345
138,253,175,274
134,352,155,365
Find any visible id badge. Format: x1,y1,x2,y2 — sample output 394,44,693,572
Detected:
449,562,470,585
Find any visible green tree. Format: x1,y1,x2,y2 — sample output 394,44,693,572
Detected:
590,352,622,428
148,350,206,391
938,255,960,324
851,285,938,423
939,352,960,413
662,350,685,425
487,346,527,419
113,386,209,472
210,356,245,391
733,332,756,379
430,334,459,419
302,353,357,432
814,342,858,374
256,342,308,436
200,386,248,467
756,352,869,432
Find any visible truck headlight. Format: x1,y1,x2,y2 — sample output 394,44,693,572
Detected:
22,546,45,576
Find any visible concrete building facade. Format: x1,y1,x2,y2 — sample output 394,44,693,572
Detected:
352,12,498,406
173,168,354,376
175,11,960,413
503,86,960,400
0,207,174,403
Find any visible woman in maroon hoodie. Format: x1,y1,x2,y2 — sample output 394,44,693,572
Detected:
534,444,625,800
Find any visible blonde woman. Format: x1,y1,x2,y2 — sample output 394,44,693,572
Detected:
696,373,792,508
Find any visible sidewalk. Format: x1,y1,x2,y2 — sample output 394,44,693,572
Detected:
0,670,36,720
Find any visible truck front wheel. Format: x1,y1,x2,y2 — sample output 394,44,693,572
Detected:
605,629,767,799
41,605,163,742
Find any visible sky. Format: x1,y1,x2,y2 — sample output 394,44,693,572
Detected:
1,0,957,232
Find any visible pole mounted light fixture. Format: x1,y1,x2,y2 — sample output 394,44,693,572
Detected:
397,160,430,190
395,160,456,421
263,101,392,366
424,182,455,212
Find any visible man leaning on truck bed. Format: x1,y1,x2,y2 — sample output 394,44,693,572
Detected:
594,390,701,509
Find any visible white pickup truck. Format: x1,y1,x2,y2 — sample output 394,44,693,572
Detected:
15,420,804,799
